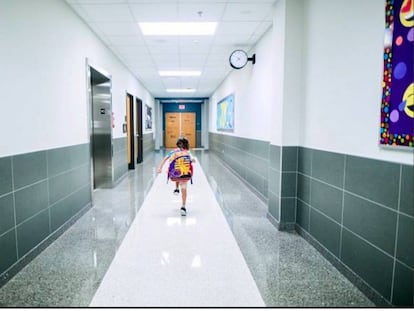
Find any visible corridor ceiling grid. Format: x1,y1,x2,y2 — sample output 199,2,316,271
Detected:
65,0,277,98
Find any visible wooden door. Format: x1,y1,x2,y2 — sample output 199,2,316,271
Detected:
165,112,196,149
165,113,180,148
180,113,196,149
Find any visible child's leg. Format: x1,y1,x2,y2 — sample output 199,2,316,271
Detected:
180,181,188,206
173,181,180,194
179,181,188,216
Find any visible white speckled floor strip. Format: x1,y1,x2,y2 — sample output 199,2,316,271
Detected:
89,162,265,307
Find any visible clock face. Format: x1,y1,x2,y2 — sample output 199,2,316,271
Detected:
229,50,248,69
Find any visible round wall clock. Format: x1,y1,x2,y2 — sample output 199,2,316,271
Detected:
229,49,249,69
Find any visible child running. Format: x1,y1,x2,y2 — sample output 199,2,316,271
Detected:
157,137,195,216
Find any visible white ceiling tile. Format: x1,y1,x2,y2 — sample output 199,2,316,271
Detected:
116,47,148,61
77,0,128,3
177,0,226,3
222,3,274,21
93,22,140,35
129,4,179,22
229,0,276,2
179,54,207,68
66,0,274,97
251,21,272,38
162,77,181,88
106,35,146,46
152,55,181,67
143,37,180,52
79,4,134,22
216,21,261,36
214,34,253,46
128,0,177,3
177,3,226,21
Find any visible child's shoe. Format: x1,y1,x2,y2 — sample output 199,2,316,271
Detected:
180,207,187,216
173,188,180,195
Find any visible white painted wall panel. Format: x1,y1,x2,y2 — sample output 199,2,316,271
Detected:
0,0,153,157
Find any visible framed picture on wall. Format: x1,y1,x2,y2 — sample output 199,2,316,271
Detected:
380,0,413,147
216,94,235,131
145,104,152,129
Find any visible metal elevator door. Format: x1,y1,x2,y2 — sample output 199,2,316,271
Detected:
90,67,113,189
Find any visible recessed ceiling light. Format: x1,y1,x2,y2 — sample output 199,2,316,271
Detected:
166,88,196,93
159,71,201,77
139,22,217,36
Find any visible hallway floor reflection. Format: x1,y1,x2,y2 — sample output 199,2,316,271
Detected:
0,150,374,307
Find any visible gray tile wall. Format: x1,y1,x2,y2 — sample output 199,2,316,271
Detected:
113,137,127,184
196,131,202,148
143,133,155,160
209,134,413,306
268,145,281,222
280,146,298,226
209,133,269,199
0,144,92,281
296,147,414,306
267,145,298,230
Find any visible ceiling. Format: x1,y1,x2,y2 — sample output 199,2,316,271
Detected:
65,0,277,98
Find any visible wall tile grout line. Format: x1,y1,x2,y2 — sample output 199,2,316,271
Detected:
0,226,17,240
294,146,299,223
339,154,347,260
46,151,51,235
212,137,413,306
304,199,398,261
48,162,90,180
11,156,19,260
298,171,401,215
308,149,313,234
297,226,389,306
0,191,13,200
390,164,403,303
12,178,49,193
15,183,90,230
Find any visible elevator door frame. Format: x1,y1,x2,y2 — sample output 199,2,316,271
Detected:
86,60,113,190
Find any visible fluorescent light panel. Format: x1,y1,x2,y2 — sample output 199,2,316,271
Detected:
139,22,217,36
159,70,201,77
166,88,196,93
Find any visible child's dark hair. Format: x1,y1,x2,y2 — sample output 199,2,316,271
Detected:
176,137,189,150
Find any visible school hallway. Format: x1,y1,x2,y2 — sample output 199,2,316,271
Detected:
0,150,374,307
1,0,413,307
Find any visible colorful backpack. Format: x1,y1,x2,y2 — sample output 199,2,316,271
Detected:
167,150,193,183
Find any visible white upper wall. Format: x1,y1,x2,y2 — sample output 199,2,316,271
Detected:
269,0,286,146
0,0,153,157
301,0,412,164
210,0,413,165
210,28,275,142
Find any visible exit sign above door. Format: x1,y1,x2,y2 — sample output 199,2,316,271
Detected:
178,104,185,110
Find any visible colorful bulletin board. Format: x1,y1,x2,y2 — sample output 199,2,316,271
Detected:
216,94,235,131
380,0,414,147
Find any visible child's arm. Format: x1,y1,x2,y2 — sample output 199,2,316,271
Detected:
157,156,168,174
188,151,197,163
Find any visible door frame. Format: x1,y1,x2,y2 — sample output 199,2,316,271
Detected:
126,93,135,169
135,97,143,163
86,59,113,191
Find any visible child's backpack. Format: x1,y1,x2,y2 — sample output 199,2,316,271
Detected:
167,150,193,183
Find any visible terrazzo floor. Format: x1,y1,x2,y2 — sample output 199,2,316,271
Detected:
0,150,375,307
